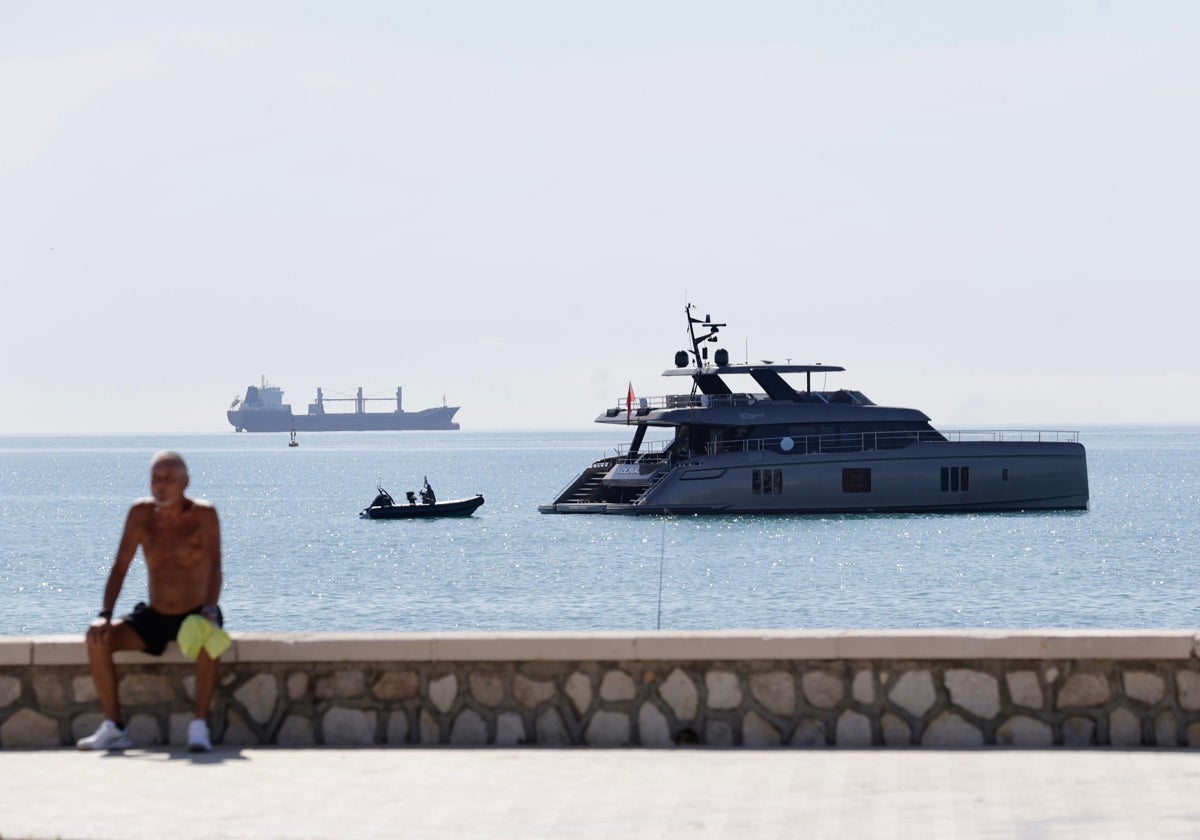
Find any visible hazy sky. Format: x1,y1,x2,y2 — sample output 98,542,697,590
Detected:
3,2,1198,434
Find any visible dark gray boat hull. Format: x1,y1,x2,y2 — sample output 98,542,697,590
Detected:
361,495,484,519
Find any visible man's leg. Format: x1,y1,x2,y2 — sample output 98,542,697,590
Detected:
187,651,219,752
85,621,145,726
194,649,218,719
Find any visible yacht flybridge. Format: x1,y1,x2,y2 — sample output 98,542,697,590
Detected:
539,304,1089,515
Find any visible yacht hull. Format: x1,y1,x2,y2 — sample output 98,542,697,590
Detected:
539,442,1088,515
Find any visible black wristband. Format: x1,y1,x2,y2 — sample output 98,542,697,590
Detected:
98,609,113,620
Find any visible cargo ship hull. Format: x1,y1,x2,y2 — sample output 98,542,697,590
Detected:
227,406,460,432
227,380,461,432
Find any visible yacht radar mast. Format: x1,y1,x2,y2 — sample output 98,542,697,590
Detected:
681,303,727,395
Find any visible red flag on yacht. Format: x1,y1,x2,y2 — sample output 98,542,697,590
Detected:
626,382,635,425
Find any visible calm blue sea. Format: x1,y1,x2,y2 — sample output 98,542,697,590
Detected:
2,427,1198,635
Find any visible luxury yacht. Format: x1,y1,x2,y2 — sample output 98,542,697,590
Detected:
539,304,1089,515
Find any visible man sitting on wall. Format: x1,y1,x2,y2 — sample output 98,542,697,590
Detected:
76,451,225,752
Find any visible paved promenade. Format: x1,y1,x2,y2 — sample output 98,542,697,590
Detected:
1,747,1199,839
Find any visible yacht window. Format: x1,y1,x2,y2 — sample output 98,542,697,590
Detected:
842,468,871,493
940,466,970,493
752,469,783,495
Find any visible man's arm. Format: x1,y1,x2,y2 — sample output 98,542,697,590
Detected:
100,506,143,616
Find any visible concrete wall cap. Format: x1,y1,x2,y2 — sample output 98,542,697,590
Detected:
0,639,33,666
5,629,1199,667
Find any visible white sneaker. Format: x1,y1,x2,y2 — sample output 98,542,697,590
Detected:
187,719,212,752
76,719,132,751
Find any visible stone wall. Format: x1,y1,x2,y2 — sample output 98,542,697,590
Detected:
2,631,1199,749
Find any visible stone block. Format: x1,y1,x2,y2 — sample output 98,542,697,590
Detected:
419,709,439,745
279,714,316,747
586,710,630,746
1109,707,1141,747
922,712,983,748
743,711,781,747
71,712,105,743
119,673,174,705
469,672,504,707
535,708,569,746
888,671,936,718
944,669,999,719
659,668,698,721
169,713,193,746
1176,670,1200,711
128,713,161,747
1155,711,1178,747
450,709,488,746
0,709,60,748
322,707,376,746
802,671,844,710
495,712,525,746
234,673,278,725
222,709,259,746
1057,673,1109,708
0,674,21,708
1006,671,1043,709
881,712,911,747
600,669,636,702
385,711,408,745
851,670,875,705
514,674,555,710
565,672,592,716
637,703,671,746
373,671,419,701
72,675,97,704
835,710,871,747
315,669,365,700
705,670,741,710
750,671,794,716
287,671,309,700
1123,671,1165,706
705,720,734,747
1187,722,1200,748
33,673,65,709
996,716,1053,747
183,675,196,702
1062,716,1095,747
429,673,458,713
790,718,826,748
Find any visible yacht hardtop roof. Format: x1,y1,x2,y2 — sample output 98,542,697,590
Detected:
664,362,848,401
662,363,845,376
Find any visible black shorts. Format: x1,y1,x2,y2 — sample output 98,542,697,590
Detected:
121,602,224,656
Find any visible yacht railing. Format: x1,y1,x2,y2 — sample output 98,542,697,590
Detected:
937,430,1081,443
613,439,673,463
608,393,771,417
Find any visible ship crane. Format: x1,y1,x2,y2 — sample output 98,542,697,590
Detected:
310,386,406,414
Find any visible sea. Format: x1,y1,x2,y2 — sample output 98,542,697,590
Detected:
2,427,1198,636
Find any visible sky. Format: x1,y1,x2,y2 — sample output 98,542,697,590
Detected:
3,1,1199,434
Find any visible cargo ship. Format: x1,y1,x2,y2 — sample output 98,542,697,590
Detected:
227,378,460,432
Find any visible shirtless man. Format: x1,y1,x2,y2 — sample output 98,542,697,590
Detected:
76,451,224,752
